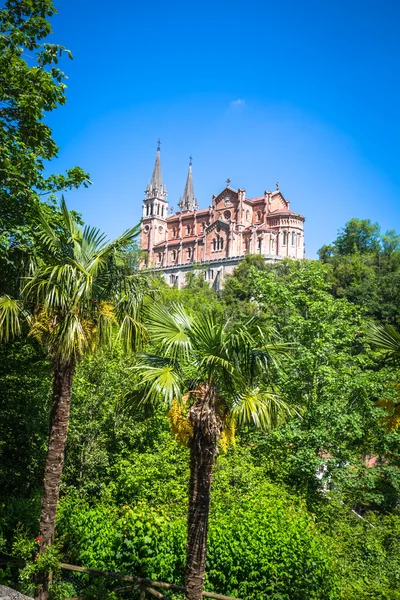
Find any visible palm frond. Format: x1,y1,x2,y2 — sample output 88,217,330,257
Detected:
48,311,90,363
81,225,108,257
28,308,53,345
24,264,83,311
231,386,292,429
191,314,237,383
367,323,400,357
95,302,117,348
132,354,183,406
5,198,147,364
0,295,28,342
60,196,82,244
197,352,235,377
225,318,257,352
146,303,193,361
34,203,62,256
114,279,149,352
116,314,147,353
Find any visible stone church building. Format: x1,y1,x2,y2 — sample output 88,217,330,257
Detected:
140,144,305,288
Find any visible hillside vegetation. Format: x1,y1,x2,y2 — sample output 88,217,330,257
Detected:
1,218,400,599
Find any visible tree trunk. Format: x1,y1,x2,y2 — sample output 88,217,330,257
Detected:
35,359,75,600
185,386,223,600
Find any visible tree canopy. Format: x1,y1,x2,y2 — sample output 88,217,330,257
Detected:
0,0,90,291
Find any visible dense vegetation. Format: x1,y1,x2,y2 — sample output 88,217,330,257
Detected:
1,2,400,599
2,225,400,598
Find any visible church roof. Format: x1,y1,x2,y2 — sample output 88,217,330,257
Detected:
166,207,209,220
247,196,265,202
268,208,303,217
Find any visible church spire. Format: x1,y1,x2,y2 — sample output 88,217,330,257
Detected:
145,139,166,200
178,156,198,212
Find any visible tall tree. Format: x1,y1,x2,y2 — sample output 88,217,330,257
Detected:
126,304,290,600
333,218,381,256
318,219,400,325
0,199,147,600
0,0,90,289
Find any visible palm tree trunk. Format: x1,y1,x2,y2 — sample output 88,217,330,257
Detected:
185,386,223,600
35,358,75,600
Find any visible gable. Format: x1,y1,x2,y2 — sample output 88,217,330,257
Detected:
205,219,230,234
269,191,288,212
213,187,239,210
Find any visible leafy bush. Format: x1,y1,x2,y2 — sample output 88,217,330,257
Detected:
56,452,338,599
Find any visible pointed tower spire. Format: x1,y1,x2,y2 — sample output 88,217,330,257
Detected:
178,156,198,212
145,140,166,200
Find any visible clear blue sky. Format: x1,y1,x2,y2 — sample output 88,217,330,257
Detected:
47,0,400,258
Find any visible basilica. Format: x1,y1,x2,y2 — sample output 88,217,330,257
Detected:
139,144,305,288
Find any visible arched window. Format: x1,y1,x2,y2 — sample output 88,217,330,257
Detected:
187,247,192,260
172,250,177,261
157,253,162,263
257,211,261,222
146,204,149,216
291,231,295,246
297,234,301,247
213,239,216,251
220,237,224,250
258,238,262,250
150,204,154,216
161,205,164,217
282,232,287,245
157,204,160,215
246,210,249,221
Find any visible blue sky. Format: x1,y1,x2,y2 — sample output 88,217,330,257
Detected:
47,0,400,257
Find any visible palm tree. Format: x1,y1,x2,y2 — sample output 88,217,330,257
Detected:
367,323,400,431
127,303,290,600
0,198,147,600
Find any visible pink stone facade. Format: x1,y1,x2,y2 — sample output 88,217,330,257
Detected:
139,148,305,287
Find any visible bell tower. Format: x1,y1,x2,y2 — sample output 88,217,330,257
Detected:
140,141,169,264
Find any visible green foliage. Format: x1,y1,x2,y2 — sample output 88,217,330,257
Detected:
318,219,400,325
12,529,61,596
61,348,189,506
2,214,400,598
0,0,91,287
228,260,400,511
57,500,186,584
159,269,224,316
223,254,268,311
56,451,338,599
0,339,50,499
0,198,146,362
329,218,381,256
316,499,400,600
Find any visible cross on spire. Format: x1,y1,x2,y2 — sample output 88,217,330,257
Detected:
189,155,193,166
226,178,231,186
157,138,161,150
